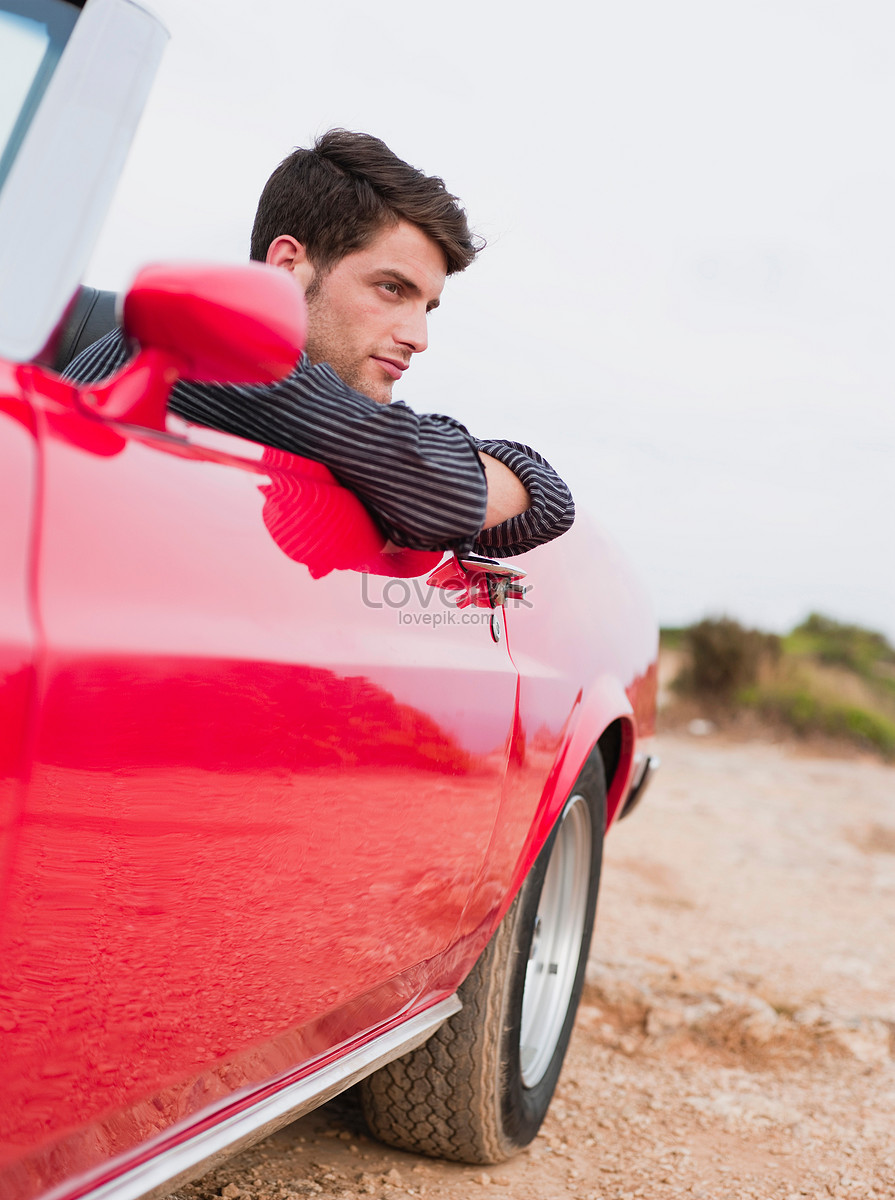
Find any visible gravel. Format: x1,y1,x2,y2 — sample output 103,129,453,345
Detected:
167,733,895,1200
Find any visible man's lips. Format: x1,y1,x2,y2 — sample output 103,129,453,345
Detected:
371,356,408,381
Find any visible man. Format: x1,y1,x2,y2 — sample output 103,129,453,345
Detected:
66,130,574,558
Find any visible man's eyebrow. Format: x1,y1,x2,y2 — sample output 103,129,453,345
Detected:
376,268,441,309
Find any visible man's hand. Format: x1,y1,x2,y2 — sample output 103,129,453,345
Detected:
479,452,531,529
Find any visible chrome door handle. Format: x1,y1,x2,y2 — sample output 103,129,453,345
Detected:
458,557,528,610
426,555,530,611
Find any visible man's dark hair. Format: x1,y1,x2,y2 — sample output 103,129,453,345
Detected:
249,129,481,275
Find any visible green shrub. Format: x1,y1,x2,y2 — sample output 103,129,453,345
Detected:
841,705,895,755
667,613,895,759
788,613,895,678
678,618,780,703
658,627,687,651
741,683,895,759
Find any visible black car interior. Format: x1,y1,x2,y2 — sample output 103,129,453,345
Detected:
52,285,117,374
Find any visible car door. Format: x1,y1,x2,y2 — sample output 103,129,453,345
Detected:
0,384,39,910
0,369,519,1196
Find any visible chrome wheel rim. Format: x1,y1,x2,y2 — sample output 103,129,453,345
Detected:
519,793,592,1088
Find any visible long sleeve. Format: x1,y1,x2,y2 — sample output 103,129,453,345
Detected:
64,329,488,555
64,330,575,559
472,439,575,558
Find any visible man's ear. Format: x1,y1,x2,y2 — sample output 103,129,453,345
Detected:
266,235,315,291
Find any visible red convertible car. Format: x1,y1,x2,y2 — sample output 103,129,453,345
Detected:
0,2,658,1198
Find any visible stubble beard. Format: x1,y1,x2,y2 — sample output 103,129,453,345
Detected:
303,274,393,405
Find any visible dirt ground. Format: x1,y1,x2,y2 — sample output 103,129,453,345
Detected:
167,731,895,1200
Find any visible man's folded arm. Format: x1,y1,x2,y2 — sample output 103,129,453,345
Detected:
472,439,575,558
63,330,574,558
63,329,488,554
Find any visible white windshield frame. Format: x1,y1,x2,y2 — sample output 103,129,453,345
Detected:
0,2,81,194
0,0,168,363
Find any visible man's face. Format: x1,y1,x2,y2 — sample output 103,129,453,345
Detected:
303,220,447,405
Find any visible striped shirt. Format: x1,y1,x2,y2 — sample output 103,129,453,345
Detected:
64,329,574,558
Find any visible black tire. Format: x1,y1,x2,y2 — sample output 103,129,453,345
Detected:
360,755,606,1163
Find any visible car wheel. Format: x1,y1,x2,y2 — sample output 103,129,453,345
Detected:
360,755,606,1163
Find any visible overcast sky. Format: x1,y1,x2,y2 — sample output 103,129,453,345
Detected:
86,0,895,640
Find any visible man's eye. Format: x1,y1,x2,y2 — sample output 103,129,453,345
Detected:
379,281,400,295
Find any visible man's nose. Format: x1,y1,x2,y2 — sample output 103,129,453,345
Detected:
396,305,429,355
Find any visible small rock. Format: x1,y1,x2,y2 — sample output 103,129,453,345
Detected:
576,1004,604,1028
477,1172,492,1185
646,1005,686,1037
686,1090,801,1126
584,968,652,1025
687,718,716,736
828,1018,891,1064
221,1186,242,1200
739,1009,779,1044
793,1004,826,1027
683,999,724,1028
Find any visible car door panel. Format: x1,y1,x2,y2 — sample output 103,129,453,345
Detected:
0,385,519,1192
0,384,40,910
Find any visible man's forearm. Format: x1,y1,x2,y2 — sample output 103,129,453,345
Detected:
63,329,573,560
472,439,575,558
64,330,490,556
479,452,531,528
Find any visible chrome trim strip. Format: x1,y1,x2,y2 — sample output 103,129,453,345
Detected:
58,996,461,1200
618,753,659,820
458,556,527,579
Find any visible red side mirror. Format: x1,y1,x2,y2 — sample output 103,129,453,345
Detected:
123,262,306,384
77,263,306,431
